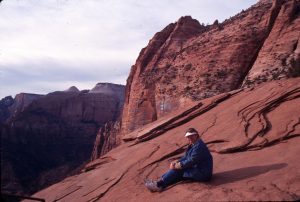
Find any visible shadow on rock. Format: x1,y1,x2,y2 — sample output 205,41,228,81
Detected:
211,163,287,186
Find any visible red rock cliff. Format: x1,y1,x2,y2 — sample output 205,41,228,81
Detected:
243,0,300,86
91,121,121,161
121,0,300,136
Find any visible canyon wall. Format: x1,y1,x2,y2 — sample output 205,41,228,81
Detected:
1,83,125,195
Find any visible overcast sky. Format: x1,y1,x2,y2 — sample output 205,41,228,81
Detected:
0,0,257,99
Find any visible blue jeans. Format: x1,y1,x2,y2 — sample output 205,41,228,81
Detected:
160,169,187,188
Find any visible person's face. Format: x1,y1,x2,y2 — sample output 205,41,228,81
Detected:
186,134,198,144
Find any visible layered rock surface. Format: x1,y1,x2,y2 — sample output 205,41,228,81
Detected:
91,121,121,161
121,0,300,136
243,0,300,87
1,84,125,195
29,78,300,201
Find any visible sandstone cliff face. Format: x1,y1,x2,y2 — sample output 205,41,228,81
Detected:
89,83,126,161
122,16,205,135
1,83,125,195
91,121,121,161
243,0,300,87
0,93,43,125
121,0,300,136
8,93,44,117
29,78,300,202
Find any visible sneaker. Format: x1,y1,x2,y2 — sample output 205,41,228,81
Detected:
144,179,163,192
143,179,152,184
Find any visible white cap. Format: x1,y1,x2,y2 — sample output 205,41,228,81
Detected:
185,132,198,137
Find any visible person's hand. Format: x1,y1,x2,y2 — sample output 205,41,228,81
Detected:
170,162,175,169
169,160,178,169
170,161,182,170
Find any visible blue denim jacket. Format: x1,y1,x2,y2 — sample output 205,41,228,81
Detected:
179,139,213,181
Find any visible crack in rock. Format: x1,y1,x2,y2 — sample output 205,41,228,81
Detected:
87,168,130,202
201,115,217,136
270,183,299,200
53,186,82,202
218,87,300,153
82,178,116,197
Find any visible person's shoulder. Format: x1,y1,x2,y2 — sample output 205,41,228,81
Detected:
193,139,204,148
196,139,210,149
196,139,204,145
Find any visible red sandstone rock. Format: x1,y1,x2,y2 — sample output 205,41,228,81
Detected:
242,0,300,87
28,78,300,202
121,0,300,136
91,121,121,161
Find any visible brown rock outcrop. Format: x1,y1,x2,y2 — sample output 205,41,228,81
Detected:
242,0,300,87
1,84,125,195
121,0,300,136
122,16,205,134
8,93,44,119
29,78,300,202
91,121,121,161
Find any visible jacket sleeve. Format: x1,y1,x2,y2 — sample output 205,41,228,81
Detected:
179,155,186,162
179,144,203,169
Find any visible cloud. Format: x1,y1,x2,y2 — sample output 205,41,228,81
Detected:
0,0,257,99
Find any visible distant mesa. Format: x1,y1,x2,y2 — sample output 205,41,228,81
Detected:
89,82,125,95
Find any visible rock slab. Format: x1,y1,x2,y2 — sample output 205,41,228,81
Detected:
29,78,300,202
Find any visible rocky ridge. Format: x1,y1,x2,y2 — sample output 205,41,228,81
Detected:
121,0,300,136
0,93,44,125
243,0,300,87
65,86,80,92
0,96,14,124
89,83,125,103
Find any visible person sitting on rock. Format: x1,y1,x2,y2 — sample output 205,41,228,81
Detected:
144,128,213,192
